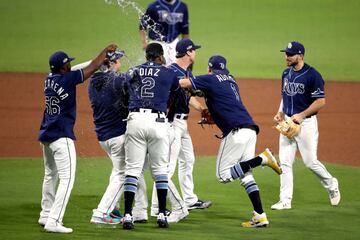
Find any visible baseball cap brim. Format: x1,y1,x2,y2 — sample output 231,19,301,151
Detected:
280,49,300,54
67,57,75,63
192,45,201,50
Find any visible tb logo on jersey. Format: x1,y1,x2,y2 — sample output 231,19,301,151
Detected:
283,78,305,96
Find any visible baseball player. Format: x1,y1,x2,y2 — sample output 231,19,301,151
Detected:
180,55,282,228
271,41,341,210
139,0,189,65
87,50,148,224
122,43,179,230
38,44,117,233
150,39,211,223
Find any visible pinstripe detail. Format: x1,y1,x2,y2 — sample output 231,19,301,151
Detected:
217,137,228,182
106,182,124,214
289,67,311,116
168,186,186,213
155,175,168,190
56,138,73,222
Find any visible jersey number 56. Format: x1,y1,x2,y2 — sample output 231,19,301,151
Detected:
45,96,60,115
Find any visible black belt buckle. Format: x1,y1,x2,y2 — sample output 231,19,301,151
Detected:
156,117,165,123
156,112,165,123
176,114,188,120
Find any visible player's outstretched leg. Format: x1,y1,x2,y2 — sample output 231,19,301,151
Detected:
260,148,282,175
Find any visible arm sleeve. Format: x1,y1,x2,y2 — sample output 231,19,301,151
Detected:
310,69,325,98
180,4,189,35
171,74,181,91
139,6,152,30
191,75,208,90
67,69,85,87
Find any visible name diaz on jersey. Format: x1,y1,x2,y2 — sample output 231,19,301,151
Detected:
44,78,69,100
138,67,160,77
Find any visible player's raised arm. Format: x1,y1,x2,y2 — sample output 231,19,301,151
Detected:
82,44,118,80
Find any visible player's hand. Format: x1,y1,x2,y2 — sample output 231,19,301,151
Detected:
273,112,284,123
291,113,305,124
142,42,148,50
106,44,118,52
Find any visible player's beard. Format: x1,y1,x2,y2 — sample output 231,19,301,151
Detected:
287,58,298,67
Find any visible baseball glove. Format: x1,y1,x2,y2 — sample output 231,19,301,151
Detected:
198,109,215,126
275,118,301,139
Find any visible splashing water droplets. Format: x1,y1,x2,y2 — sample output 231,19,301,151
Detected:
105,0,166,42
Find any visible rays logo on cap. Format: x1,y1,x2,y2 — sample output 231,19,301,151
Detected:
288,42,292,49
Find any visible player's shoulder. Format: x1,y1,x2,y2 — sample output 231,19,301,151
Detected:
282,67,291,76
305,64,324,81
148,0,161,10
195,73,215,81
305,63,320,74
179,0,188,8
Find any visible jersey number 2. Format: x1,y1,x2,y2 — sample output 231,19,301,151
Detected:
141,77,155,98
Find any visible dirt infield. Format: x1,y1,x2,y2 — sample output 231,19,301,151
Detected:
0,72,359,166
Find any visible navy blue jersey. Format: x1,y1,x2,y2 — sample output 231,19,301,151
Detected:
281,63,325,117
168,63,192,114
126,62,179,113
88,71,128,141
191,73,257,136
140,0,189,42
38,70,84,142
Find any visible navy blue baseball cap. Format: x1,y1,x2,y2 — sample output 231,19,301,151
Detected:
176,39,201,57
208,55,229,75
49,51,75,71
280,41,305,55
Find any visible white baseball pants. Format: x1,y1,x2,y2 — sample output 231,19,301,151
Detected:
216,129,257,183
125,111,169,178
278,115,334,203
39,137,76,224
95,135,147,215
151,122,188,212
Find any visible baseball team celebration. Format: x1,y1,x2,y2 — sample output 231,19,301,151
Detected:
1,0,359,239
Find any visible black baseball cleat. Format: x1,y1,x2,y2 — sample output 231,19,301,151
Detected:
188,199,212,210
122,214,134,230
157,213,169,228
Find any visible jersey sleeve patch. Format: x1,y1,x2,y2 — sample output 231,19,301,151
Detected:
311,88,325,98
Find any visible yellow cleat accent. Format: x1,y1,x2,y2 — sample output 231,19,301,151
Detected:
261,148,282,175
241,211,269,228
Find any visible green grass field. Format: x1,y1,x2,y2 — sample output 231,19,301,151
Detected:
0,0,359,80
0,157,359,240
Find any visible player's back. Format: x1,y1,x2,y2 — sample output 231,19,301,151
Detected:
127,62,178,113
88,71,128,141
39,70,84,142
194,73,256,136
